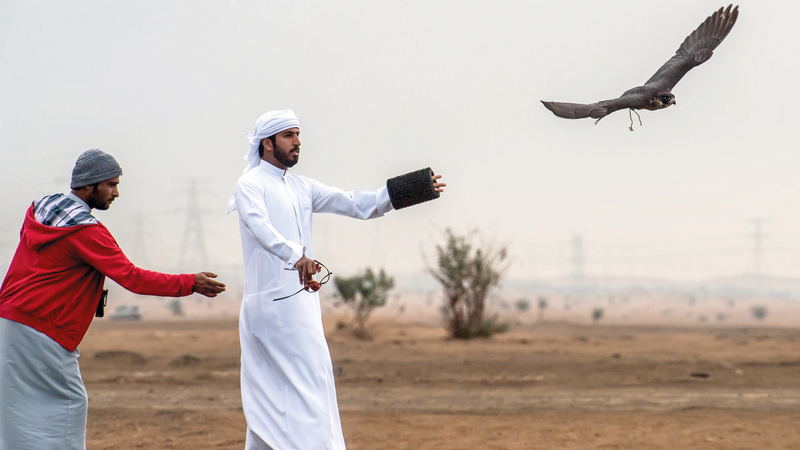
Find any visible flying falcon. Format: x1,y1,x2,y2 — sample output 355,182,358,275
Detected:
541,5,738,131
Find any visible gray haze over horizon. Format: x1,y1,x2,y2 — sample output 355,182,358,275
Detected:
2,1,800,286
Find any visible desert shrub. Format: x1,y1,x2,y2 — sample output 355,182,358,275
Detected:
427,228,509,339
592,307,604,324
473,314,510,337
751,305,768,322
333,268,394,339
515,298,530,313
537,296,548,322
168,299,183,316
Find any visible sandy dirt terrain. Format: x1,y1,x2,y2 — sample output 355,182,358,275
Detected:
79,317,800,449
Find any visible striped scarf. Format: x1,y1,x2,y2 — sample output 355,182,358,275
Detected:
34,194,98,227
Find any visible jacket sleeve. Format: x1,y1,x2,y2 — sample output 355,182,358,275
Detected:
72,225,196,297
235,177,305,266
310,179,394,219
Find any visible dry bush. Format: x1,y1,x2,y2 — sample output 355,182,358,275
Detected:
427,228,509,339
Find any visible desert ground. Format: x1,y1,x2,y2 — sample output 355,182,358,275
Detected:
80,316,800,450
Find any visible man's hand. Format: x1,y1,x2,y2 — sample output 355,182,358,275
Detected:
432,174,446,193
193,272,226,297
294,256,321,289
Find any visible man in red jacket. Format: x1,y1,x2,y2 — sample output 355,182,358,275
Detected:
0,149,226,450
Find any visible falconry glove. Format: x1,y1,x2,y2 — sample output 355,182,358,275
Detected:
387,167,440,210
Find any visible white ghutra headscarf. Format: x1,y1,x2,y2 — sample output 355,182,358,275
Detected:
228,110,300,212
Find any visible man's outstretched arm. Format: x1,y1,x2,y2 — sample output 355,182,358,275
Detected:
74,226,226,298
311,170,445,217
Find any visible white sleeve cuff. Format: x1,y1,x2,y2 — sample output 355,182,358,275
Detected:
377,185,394,214
285,243,305,267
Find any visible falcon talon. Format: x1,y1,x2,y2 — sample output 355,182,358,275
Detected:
628,109,643,131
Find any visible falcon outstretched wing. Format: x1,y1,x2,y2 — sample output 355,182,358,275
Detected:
644,4,738,90
541,95,645,120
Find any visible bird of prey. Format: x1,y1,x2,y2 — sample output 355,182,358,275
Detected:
541,5,738,131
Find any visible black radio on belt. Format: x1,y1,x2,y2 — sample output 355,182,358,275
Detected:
95,289,108,318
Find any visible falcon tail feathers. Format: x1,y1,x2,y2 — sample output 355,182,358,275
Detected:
541,101,608,120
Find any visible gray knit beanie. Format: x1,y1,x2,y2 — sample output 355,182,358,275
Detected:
70,149,123,189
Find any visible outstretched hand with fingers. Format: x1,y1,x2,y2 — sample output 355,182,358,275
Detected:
432,174,446,193
193,272,226,297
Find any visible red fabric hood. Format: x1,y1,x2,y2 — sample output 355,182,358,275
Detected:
21,204,90,251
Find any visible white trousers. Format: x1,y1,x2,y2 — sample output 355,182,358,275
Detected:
0,317,88,450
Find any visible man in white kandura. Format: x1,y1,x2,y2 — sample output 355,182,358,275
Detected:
229,109,445,450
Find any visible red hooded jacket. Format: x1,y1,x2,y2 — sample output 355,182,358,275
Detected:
0,205,195,351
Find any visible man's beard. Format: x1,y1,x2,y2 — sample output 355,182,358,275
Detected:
87,191,112,210
275,145,299,168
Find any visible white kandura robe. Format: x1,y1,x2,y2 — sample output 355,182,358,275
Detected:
235,160,393,450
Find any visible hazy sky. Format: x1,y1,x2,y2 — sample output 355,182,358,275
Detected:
1,1,799,282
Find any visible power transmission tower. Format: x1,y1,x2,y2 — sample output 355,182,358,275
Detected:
177,180,210,270
749,218,768,276
571,234,586,283
129,212,149,266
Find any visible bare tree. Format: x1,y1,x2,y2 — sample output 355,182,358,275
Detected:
426,228,509,339
333,268,394,339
